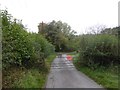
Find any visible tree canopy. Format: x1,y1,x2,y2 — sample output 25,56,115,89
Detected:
38,20,78,52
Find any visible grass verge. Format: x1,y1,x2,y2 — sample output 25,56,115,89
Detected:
45,54,56,70
3,54,56,88
73,55,118,90
13,68,47,88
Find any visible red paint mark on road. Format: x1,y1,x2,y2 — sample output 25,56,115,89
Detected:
66,55,73,60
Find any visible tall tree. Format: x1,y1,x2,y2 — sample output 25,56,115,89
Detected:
38,20,77,52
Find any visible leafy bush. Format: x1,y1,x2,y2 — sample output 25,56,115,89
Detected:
2,10,32,68
2,10,55,69
28,33,55,68
79,34,119,69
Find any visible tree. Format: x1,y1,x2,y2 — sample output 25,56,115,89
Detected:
38,20,77,52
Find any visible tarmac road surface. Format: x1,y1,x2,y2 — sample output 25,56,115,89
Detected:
45,54,104,88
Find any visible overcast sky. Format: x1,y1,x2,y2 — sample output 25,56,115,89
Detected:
0,0,119,34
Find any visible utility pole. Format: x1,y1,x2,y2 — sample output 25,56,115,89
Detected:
41,21,44,32
38,21,44,34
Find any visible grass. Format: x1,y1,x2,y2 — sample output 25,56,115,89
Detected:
2,67,26,88
45,54,56,70
76,65,118,89
3,54,56,88
73,54,119,90
13,69,46,88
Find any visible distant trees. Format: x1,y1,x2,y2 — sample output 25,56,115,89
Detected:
38,20,78,52
100,27,119,36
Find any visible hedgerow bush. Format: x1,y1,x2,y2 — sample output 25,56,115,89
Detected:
28,33,55,68
2,10,55,69
79,34,119,69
